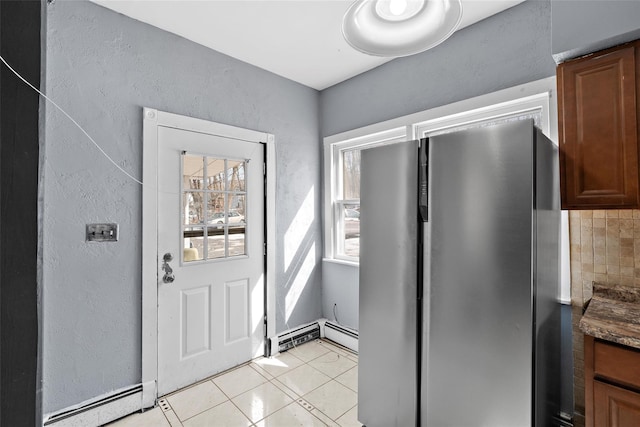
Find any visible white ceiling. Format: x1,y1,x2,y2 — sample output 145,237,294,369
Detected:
92,0,525,90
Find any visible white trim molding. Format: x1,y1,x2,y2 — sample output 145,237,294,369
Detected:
141,108,276,407
43,385,143,426
323,127,408,261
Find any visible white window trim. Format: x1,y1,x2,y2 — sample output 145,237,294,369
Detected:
323,76,570,304
412,92,553,139
324,127,408,263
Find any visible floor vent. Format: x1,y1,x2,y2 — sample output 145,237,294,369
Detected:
274,322,321,353
323,320,358,353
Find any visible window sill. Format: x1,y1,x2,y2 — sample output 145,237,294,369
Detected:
323,257,359,268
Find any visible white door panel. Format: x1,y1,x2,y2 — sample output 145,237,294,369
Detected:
157,126,264,396
225,279,249,343
180,285,211,358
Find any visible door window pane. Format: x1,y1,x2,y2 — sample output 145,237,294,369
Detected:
183,228,204,262
182,155,248,263
184,155,205,189
206,157,225,191
227,160,246,191
207,193,226,224
207,228,225,260
228,226,246,257
184,192,205,225
229,194,246,223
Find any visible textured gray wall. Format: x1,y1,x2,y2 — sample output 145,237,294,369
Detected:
43,0,321,414
320,0,556,333
320,0,556,137
551,0,640,63
322,261,359,330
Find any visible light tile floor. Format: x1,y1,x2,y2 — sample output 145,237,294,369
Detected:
107,340,361,427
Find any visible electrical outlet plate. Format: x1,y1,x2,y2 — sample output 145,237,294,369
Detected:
86,223,119,242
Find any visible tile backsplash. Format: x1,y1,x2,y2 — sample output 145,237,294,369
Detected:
569,209,640,427
569,209,640,306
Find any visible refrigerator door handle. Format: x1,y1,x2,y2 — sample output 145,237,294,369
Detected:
418,138,429,222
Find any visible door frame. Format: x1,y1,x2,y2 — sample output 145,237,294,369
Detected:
141,108,276,406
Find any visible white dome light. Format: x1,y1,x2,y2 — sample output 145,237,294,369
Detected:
342,0,463,57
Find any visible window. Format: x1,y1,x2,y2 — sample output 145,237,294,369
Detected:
338,148,360,258
325,128,408,262
182,154,247,262
324,78,558,268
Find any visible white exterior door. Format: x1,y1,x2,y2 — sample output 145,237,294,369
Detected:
156,125,265,396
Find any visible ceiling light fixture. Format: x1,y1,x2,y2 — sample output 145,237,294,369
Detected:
342,0,463,57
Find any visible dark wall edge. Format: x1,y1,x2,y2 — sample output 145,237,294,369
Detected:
0,0,42,425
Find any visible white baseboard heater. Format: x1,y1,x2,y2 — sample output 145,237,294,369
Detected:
322,320,359,353
270,321,321,354
44,384,144,426
270,319,358,355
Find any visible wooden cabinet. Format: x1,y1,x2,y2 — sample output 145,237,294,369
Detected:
585,335,640,427
557,41,640,209
594,381,640,426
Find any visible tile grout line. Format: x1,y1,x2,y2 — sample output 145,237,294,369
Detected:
271,377,302,401
270,358,338,426
119,340,360,426
162,409,184,427
157,397,183,427
167,360,273,424
258,346,353,425
209,377,248,425
333,402,358,424
227,394,255,426
171,380,227,424
208,365,276,426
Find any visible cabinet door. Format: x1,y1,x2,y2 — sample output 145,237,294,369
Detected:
594,380,640,427
558,45,639,209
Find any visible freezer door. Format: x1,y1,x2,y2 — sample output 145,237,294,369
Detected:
359,140,419,427
533,128,561,427
422,120,535,426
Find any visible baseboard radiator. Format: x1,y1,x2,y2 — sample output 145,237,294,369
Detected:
322,320,358,353
270,321,321,354
44,384,143,426
269,319,359,356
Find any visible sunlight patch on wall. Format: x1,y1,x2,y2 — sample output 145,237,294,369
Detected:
285,242,316,323
284,187,314,272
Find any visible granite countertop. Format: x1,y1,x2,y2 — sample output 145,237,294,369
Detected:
579,283,640,350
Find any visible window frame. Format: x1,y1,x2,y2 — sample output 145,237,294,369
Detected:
326,128,408,262
323,77,562,274
180,154,249,263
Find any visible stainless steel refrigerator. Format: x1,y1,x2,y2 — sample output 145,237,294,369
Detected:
358,120,561,427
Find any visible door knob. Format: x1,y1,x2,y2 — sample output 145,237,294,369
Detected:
161,253,175,283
